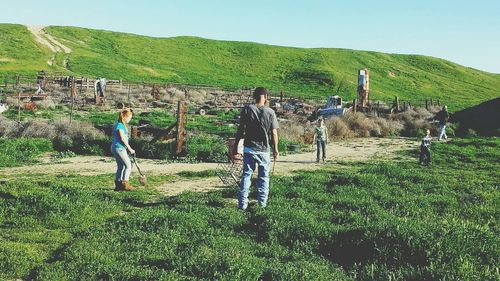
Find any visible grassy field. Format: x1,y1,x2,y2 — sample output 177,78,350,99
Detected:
0,137,498,280
1,24,500,110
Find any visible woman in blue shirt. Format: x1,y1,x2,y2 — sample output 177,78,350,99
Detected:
111,109,136,191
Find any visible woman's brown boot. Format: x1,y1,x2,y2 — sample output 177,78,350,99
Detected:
114,180,124,191
122,180,134,191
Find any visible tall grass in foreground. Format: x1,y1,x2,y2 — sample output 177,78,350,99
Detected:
0,138,498,280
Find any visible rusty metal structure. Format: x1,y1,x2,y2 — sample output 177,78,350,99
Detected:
216,138,243,188
357,69,370,108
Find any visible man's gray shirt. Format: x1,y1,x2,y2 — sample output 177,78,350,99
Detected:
236,104,279,153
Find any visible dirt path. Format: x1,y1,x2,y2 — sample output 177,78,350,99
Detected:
0,137,417,196
27,25,72,53
26,25,72,66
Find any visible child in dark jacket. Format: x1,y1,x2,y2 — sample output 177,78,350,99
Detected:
420,129,432,165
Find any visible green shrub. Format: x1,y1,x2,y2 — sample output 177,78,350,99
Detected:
0,138,53,167
187,135,228,162
130,138,174,159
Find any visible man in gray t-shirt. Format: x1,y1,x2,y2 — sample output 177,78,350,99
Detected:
233,87,279,210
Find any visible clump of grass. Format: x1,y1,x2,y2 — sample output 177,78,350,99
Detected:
34,98,56,109
279,119,306,143
325,116,353,139
0,117,108,156
187,134,228,162
0,137,53,167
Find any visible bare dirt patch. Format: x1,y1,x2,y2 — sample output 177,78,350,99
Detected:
1,137,417,195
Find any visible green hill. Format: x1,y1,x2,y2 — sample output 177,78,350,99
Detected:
1,23,499,110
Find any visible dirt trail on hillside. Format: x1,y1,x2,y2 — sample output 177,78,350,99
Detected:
0,137,417,196
27,25,72,53
26,25,72,66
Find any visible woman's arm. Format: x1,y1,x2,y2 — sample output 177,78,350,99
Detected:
118,129,135,154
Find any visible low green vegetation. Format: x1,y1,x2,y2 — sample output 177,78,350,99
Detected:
2,106,238,137
1,107,239,161
0,137,497,280
0,138,53,167
1,23,500,110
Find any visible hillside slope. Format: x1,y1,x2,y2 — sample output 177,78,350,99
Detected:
1,23,499,110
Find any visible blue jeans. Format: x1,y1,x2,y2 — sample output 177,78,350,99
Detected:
238,151,271,210
316,140,326,161
111,146,132,181
439,125,447,140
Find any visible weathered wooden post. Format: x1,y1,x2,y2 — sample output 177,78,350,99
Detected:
131,126,138,139
353,99,357,113
17,91,21,123
175,100,186,157
69,77,76,125
395,96,400,111
128,84,131,103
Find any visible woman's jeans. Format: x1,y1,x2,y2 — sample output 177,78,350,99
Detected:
111,147,132,181
316,140,326,161
238,151,271,210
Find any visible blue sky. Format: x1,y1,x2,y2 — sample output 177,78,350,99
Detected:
1,0,499,73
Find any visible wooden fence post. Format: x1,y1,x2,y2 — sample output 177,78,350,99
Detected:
128,84,131,103
69,77,76,125
353,99,357,113
17,91,21,123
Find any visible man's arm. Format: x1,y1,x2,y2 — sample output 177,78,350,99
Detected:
271,128,279,161
233,108,246,158
269,110,279,160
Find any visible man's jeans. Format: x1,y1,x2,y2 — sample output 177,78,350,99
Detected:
238,151,271,210
439,125,447,140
